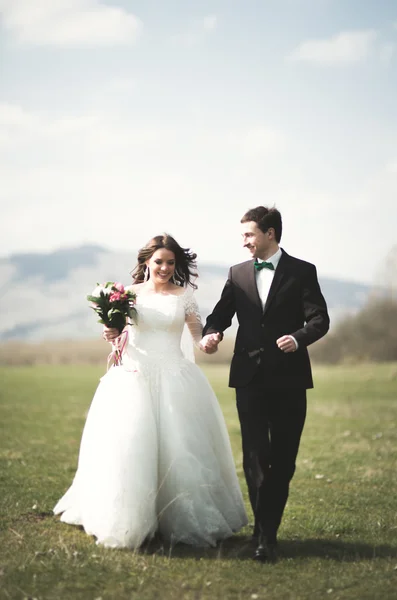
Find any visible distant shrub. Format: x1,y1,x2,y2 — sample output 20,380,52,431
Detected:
310,298,397,364
0,339,108,367
0,338,233,367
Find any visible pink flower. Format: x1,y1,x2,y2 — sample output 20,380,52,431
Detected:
114,282,125,293
109,292,121,302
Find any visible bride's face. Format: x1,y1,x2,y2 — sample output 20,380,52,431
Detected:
147,248,176,284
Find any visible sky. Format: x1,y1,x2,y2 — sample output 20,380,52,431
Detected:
1,0,396,285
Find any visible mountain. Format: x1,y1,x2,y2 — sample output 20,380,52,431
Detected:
0,245,372,341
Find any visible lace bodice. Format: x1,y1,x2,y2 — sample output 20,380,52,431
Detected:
124,288,202,366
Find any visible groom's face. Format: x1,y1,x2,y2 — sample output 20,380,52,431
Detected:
241,221,271,259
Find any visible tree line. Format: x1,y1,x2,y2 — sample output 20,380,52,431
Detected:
310,297,397,364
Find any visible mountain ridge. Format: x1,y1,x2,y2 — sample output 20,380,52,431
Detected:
0,245,372,341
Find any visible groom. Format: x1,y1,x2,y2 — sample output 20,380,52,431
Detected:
200,206,329,562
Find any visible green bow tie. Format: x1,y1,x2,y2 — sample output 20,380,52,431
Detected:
254,260,275,272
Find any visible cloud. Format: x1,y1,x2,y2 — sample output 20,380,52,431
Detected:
230,127,287,159
0,102,290,259
0,0,142,47
288,30,377,65
1,102,395,286
0,102,287,167
385,159,397,174
171,14,217,46
0,103,39,128
202,15,217,32
0,102,101,152
379,41,396,64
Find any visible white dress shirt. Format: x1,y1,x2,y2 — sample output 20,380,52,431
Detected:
256,248,298,350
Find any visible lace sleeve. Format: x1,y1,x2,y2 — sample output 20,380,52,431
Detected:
184,291,203,345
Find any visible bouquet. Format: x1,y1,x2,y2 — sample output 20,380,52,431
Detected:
87,282,137,366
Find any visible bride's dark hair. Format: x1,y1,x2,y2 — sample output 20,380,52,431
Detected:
131,234,198,289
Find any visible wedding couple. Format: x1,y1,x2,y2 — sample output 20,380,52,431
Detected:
54,206,329,562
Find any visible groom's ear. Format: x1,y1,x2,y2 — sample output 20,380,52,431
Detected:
267,227,275,239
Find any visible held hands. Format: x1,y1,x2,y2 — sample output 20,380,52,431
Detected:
102,326,120,343
199,333,222,354
276,335,297,353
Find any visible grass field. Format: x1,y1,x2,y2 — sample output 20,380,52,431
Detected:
1,363,397,599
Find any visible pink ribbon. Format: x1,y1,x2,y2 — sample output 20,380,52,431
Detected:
107,329,129,370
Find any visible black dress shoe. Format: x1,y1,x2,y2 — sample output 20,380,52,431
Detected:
253,536,278,563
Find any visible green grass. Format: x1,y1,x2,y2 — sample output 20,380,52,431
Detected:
0,363,397,600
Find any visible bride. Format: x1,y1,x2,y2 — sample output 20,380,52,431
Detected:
53,234,247,549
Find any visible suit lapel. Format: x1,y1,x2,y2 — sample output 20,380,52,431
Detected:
263,249,288,317
245,260,263,312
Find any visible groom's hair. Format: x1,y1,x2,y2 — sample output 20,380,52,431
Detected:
241,206,282,242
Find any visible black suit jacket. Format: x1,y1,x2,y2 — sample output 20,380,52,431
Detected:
203,249,330,389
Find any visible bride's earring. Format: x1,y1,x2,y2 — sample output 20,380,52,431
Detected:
144,266,149,282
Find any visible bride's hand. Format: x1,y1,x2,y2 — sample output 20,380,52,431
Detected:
102,326,120,342
199,333,221,354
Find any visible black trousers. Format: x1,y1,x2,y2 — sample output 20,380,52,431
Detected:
236,373,307,541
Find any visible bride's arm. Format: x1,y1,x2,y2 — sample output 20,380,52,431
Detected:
185,312,203,346
184,292,203,346
184,292,203,347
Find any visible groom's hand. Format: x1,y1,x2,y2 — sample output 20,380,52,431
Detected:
276,335,298,353
200,333,222,354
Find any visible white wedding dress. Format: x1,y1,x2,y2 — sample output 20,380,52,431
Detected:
53,288,247,548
